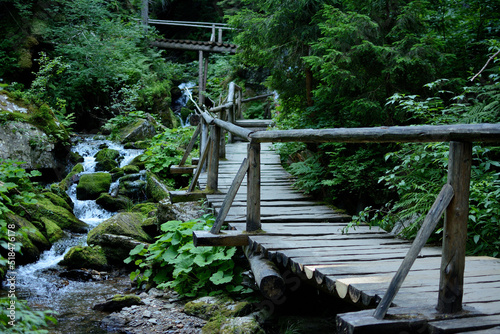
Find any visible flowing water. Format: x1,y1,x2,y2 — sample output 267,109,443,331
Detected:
6,135,144,333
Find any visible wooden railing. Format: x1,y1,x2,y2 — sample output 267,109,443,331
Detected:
177,82,500,319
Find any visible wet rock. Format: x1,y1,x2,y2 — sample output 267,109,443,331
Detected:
56,163,84,191
42,190,73,212
25,196,88,233
122,165,140,174
146,172,170,202
95,148,121,171
96,193,133,212
93,294,144,312
119,179,147,202
88,233,150,264
76,172,112,200
40,217,66,243
59,268,105,282
59,245,108,270
88,212,152,244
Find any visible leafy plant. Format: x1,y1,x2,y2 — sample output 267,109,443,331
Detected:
140,127,197,179
124,215,252,297
0,298,56,334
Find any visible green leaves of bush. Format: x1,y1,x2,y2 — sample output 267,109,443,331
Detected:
124,215,251,298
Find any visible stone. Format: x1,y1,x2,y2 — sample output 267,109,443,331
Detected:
76,172,112,200
59,245,108,270
58,163,84,191
146,172,170,202
96,193,133,212
119,179,147,202
88,212,152,244
118,117,157,143
42,190,73,212
122,165,140,174
88,233,150,264
93,294,144,312
41,217,66,243
25,197,88,233
0,121,56,170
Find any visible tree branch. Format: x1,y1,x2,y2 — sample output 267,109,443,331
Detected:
470,49,500,82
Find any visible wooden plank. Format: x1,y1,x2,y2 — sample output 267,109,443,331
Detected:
428,314,500,334
456,327,500,334
193,230,249,247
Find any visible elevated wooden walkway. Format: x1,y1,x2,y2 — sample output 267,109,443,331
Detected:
198,141,500,334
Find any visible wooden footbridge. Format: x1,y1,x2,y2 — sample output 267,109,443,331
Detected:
168,82,500,333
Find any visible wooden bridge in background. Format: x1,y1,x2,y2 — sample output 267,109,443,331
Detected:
168,82,500,333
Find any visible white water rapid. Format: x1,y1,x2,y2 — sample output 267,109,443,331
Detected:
12,135,144,334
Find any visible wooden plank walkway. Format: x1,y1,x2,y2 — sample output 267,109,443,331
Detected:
198,141,500,333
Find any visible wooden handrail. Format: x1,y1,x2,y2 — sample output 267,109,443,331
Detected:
249,124,500,144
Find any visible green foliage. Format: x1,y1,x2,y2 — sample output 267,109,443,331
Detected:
140,127,196,179
124,215,252,297
0,298,57,334
102,110,153,138
0,161,56,332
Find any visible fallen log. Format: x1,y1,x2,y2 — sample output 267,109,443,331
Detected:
244,246,285,300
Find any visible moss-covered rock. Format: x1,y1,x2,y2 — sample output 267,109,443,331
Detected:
118,178,147,202
129,154,146,169
117,117,156,143
58,163,84,191
122,164,140,174
25,197,88,233
87,212,152,244
96,193,133,212
59,245,108,270
94,148,120,171
76,172,112,200
4,212,51,264
88,233,150,264
131,202,157,217
92,294,144,312
146,172,170,202
43,190,73,212
41,217,66,243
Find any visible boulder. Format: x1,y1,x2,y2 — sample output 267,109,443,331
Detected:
59,245,108,270
146,172,170,202
25,196,88,233
118,116,156,143
76,172,112,200
95,148,121,171
0,121,56,170
93,294,144,312
42,190,73,212
96,193,133,212
59,268,104,282
122,164,140,174
4,212,51,264
41,217,66,243
88,233,150,264
58,163,84,191
119,177,146,202
88,212,152,243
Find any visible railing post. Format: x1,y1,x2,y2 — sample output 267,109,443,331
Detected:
206,124,220,191
247,140,261,231
198,51,205,106
141,0,149,30
219,109,226,159
218,28,223,43
437,141,472,313
200,118,209,172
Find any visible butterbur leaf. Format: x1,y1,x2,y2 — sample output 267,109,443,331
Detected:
129,244,145,256
210,270,233,285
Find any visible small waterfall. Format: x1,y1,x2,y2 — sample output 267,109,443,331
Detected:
172,82,195,127
11,135,143,334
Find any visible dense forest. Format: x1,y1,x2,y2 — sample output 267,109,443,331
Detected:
1,0,499,331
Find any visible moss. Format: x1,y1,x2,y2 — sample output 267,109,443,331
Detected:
96,193,133,212
122,164,140,174
41,217,66,243
25,197,88,233
129,154,146,169
58,163,84,191
43,190,73,212
146,172,170,202
131,202,157,217
95,148,120,171
59,245,108,270
28,103,70,142
76,172,112,200
87,212,153,244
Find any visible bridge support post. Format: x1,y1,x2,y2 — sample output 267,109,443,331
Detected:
437,141,472,313
207,124,220,191
141,0,148,29
246,141,261,231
